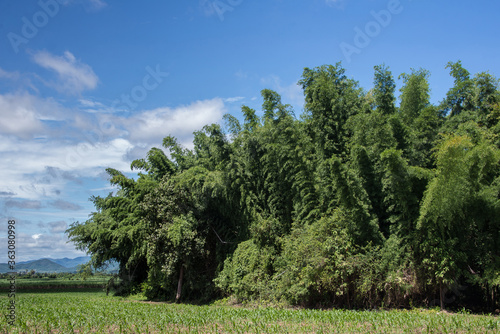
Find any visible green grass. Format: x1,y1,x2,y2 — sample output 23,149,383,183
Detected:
0,291,498,333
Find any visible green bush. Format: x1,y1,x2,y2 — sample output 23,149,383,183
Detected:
215,239,276,301
273,214,353,307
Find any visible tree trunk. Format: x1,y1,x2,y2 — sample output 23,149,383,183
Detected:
175,266,184,303
439,280,444,310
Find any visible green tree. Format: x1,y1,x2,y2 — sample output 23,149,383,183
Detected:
442,61,474,117
373,64,396,115
67,168,156,294
416,133,500,309
330,156,383,246
473,72,500,126
274,215,353,306
142,178,206,301
299,63,363,159
399,68,431,125
380,148,430,240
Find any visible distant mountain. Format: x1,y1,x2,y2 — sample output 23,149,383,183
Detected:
0,256,118,274
17,256,90,268
0,259,72,273
51,257,91,268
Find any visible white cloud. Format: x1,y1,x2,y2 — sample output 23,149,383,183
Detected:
79,99,102,108
0,93,45,138
0,233,86,262
124,98,226,147
0,134,133,200
0,92,226,202
224,96,245,103
0,68,20,80
32,50,98,95
0,92,72,139
78,98,118,114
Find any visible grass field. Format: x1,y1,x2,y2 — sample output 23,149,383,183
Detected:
0,291,498,333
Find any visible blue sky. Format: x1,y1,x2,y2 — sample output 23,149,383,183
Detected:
1,0,499,262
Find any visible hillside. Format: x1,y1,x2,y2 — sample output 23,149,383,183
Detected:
50,257,91,268
0,259,73,273
0,257,118,273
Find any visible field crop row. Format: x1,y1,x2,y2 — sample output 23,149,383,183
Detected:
0,292,498,333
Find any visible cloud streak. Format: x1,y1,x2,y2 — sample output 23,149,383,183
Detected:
32,50,98,95
49,200,83,211
48,221,68,233
0,68,20,80
5,200,42,210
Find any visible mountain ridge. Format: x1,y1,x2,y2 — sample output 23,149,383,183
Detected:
0,257,118,273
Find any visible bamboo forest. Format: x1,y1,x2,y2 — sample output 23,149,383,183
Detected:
68,61,500,312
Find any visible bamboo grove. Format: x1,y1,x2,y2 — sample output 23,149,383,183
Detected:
67,61,500,311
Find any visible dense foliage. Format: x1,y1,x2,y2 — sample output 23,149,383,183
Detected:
67,61,500,310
